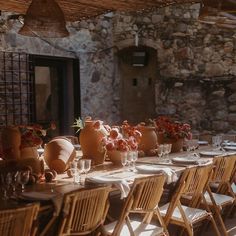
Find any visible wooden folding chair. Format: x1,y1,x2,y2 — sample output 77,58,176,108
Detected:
203,155,236,236
103,174,168,236
160,164,221,236
57,186,111,236
0,203,40,236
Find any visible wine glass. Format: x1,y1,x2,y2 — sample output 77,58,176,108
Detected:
167,144,172,158
70,161,79,184
163,144,169,159
77,160,86,185
127,151,133,171
83,159,91,176
131,151,138,171
121,152,128,169
17,170,30,192
157,145,164,159
11,171,19,197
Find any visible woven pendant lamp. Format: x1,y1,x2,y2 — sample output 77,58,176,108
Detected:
198,0,236,28
19,0,69,38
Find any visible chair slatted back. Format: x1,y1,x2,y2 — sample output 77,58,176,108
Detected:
211,155,236,193
58,186,111,236
131,174,166,211
183,164,213,207
112,174,167,236
164,164,213,225
0,203,39,236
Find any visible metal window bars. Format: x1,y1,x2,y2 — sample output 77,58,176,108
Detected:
0,51,35,126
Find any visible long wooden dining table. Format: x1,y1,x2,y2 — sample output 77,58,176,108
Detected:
1,144,235,236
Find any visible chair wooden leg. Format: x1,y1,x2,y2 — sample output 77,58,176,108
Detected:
213,209,228,236
209,215,221,236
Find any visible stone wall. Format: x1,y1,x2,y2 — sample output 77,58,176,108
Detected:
1,4,236,134
0,11,118,124
113,4,236,134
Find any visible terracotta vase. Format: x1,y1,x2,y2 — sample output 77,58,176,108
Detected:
21,146,39,159
107,150,127,166
44,138,76,174
157,133,184,153
1,126,21,160
0,157,44,176
138,126,158,155
79,120,106,165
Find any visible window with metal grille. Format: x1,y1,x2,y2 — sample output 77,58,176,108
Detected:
0,52,35,126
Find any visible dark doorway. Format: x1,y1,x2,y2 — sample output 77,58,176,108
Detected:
31,55,80,135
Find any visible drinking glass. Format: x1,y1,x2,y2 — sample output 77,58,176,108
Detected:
127,151,133,171
78,159,91,185
83,159,91,174
121,152,128,169
11,171,19,197
131,151,138,171
163,144,169,159
17,170,30,192
157,145,164,159
167,144,172,156
185,140,192,152
70,161,79,184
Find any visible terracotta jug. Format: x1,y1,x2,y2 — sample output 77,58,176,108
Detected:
1,126,21,160
138,126,158,155
44,138,76,174
21,146,39,159
79,120,106,165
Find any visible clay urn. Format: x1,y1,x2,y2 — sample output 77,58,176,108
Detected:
44,138,76,174
137,124,158,155
1,126,21,160
79,118,107,165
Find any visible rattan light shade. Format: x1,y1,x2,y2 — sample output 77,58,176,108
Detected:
198,0,236,29
19,0,69,38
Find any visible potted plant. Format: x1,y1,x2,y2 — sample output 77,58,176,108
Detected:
154,116,192,153
101,125,141,166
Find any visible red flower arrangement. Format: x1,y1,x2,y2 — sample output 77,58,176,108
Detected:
101,121,142,152
154,116,192,141
19,122,56,149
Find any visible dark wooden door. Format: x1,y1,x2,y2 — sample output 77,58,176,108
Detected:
119,46,157,124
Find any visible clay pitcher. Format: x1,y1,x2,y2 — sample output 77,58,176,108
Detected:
21,146,39,159
1,126,21,160
138,126,158,155
44,138,76,174
79,120,106,165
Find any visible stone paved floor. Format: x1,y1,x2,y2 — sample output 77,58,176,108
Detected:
204,215,236,236
168,212,236,236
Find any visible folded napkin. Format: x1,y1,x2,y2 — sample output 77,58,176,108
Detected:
87,176,130,199
136,165,177,184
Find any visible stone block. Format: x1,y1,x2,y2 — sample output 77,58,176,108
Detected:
228,93,236,102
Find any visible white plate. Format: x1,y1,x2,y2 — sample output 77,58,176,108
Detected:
198,141,208,145
136,165,163,174
223,146,236,151
171,157,198,164
222,142,236,147
199,151,223,157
